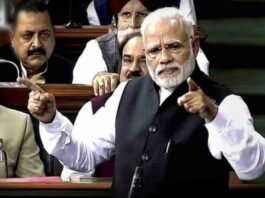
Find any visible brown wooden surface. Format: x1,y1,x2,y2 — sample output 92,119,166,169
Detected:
0,176,111,197
229,172,265,190
0,177,111,190
54,25,109,39
0,30,10,46
0,83,95,111
0,26,109,44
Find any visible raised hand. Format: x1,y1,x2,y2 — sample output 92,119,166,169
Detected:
177,77,218,122
17,77,56,123
92,72,120,96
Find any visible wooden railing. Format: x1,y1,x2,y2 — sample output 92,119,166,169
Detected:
0,83,95,111
0,25,109,44
54,25,109,39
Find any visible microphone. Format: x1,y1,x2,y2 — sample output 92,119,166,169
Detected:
0,138,4,162
127,166,143,198
65,0,81,28
127,130,151,198
0,59,20,79
0,138,8,177
127,132,172,198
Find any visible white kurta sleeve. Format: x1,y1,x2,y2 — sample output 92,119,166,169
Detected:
39,82,128,172
206,94,265,180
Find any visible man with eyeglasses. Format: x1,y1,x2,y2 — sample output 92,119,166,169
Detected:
72,0,173,96
23,7,265,197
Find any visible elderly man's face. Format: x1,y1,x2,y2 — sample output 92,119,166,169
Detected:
117,0,149,44
10,11,55,76
144,19,196,89
120,36,148,82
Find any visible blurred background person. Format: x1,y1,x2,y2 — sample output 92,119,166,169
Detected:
0,105,44,178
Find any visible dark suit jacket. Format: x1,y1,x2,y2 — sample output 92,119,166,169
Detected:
0,44,74,83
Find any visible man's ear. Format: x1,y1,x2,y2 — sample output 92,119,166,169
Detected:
191,36,200,57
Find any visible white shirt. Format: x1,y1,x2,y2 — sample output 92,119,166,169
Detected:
40,81,265,181
86,1,100,25
72,0,209,85
60,102,95,181
72,39,107,84
179,0,209,75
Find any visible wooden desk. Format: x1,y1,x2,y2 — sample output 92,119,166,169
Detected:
0,83,95,111
1,174,265,197
55,25,110,61
229,172,265,194
54,25,109,39
0,30,10,46
0,176,111,197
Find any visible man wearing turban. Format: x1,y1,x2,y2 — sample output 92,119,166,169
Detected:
72,0,173,96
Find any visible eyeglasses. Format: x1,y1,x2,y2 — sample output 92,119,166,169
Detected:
118,11,148,24
146,38,191,60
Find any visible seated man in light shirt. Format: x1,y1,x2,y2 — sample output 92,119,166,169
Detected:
21,7,265,197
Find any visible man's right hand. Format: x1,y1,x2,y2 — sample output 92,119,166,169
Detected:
17,77,56,123
92,72,119,96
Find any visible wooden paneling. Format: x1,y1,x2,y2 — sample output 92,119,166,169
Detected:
0,83,95,111
0,30,10,46
0,176,111,197
54,25,109,39
53,25,110,61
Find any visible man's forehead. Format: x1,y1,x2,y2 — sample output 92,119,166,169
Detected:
16,11,52,29
124,37,144,51
120,0,148,12
144,19,186,40
17,11,50,23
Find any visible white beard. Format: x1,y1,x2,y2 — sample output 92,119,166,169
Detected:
147,52,196,90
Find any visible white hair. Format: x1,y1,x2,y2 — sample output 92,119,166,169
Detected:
140,7,194,39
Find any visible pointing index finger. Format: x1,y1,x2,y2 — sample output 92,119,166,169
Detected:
17,77,46,94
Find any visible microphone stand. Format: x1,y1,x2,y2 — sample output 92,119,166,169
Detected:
65,0,81,29
0,138,8,178
127,166,143,198
0,59,20,78
127,131,152,198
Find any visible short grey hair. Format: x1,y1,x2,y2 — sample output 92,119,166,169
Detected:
140,7,194,39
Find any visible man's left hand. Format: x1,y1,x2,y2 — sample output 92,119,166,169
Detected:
177,77,218,123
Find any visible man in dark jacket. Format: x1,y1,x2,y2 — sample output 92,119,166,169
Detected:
0,0,73,83
23,7,265,197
